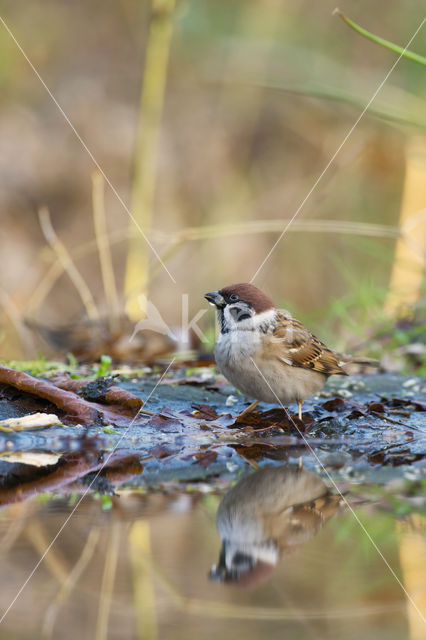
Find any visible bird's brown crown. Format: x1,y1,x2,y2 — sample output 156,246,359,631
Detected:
219,283,275,314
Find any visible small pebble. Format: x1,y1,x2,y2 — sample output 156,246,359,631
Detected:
226,461,239,472
337,389,353,398
404,470,420,481
402,378,418,388
225,394,239,407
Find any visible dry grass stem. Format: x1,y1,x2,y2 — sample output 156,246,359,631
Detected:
0,286,34,352
38,207,100,321
92,171,121,332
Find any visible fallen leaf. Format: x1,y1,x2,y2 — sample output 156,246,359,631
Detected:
193,450,218,467
0,451,62,466
367,402,386,413
150,445,180,459
0,412,61,431
321,398,347,412
191,404,219,421
233,409,313,432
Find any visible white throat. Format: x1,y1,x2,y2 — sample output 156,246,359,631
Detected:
221,307,276,333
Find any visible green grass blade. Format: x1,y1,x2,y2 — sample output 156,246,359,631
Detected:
334,9,426,66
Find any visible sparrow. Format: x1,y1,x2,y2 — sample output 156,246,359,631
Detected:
210,465,340,587
205,283,375,419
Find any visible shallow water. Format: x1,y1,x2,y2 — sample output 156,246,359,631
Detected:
0,371,425,638
0,468,424,640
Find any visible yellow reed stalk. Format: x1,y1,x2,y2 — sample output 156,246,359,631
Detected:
385,138,426,315
92,170,120,332
124,0,176,320
38,206,100,321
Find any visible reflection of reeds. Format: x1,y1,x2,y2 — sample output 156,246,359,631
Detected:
127,531,407,621
396,515,426,639
0,502,32,555
124,0,176,320
96,522,121,640
129,520,158,640
38,207,100,321
43,527,100,639
25,519,69,584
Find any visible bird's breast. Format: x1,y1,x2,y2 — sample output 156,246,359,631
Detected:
214,328,327,404
215,329,261,371
214,329,267,398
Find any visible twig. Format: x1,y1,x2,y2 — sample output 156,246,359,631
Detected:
0,364,99,424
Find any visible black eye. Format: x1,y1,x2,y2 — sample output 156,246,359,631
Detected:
229,293,239,302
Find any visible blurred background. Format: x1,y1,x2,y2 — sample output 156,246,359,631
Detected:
0,0,425,368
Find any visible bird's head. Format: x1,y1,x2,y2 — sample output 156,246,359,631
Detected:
209,541,277,589
204,283,275,333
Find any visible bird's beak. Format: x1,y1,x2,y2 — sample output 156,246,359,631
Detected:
204,291,226,308
209,544,227,582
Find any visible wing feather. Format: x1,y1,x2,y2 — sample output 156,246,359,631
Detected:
270,313,347,376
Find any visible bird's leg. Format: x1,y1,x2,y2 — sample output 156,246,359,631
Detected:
238,399,260,418
297,401,303,421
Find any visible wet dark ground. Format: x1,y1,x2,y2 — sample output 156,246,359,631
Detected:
1,371,425,485
0,368,424,639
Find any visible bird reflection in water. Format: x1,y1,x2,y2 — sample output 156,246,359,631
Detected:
210,465,341,588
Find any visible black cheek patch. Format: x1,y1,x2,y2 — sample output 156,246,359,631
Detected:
229,305,253,323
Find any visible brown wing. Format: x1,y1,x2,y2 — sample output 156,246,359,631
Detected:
270,312,347,376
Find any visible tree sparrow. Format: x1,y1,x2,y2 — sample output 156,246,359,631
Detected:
210,465,340,587
205,283,375,419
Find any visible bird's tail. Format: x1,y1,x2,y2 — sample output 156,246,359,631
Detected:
337,354,380,373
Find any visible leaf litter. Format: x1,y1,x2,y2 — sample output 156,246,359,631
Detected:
0,363,424,505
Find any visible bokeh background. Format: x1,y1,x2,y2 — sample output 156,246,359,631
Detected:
0,0,425,365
